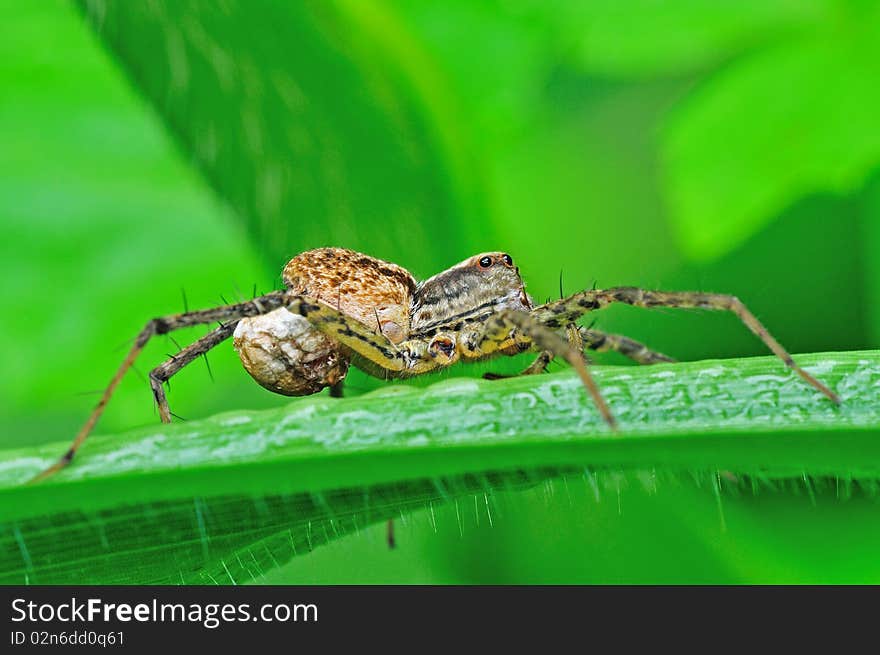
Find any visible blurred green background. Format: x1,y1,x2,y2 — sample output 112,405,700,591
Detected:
2,0,879,582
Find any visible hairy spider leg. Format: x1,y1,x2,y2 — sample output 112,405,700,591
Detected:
533,287,840,403
580,328,676,365
293,297,473,385
290,298,412,376
492,350,553,378
289,297,472,379
486,327,676,380
328,381,345,398
150,321,240,423
29,290,289,483
466,310,617,429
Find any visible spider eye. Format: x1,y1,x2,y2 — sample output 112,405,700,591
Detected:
501,254,513,267
478,256,493,269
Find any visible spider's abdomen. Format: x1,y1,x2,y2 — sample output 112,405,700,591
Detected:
283,248,416,343
234,248,417,395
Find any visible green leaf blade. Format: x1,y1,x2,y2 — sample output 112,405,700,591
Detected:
1,350,877,584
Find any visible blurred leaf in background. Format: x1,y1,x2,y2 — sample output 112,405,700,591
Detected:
661,6,880,261
866,174,880,344
78,0,489,273
1,0,879,583
0,0,269,447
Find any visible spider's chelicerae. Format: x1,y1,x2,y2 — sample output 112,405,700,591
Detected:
31,247,839,482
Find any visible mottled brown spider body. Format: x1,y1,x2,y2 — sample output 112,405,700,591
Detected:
234,248,416,396
283,248,416,343
233,249,535,393
30,247,840,483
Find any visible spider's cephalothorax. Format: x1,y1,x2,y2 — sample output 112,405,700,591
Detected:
411,252,532,331
30,246,841,483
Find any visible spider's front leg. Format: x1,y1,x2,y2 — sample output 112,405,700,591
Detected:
580,328,676,365
465,310,617,429
533,287,839,403
485,326,676,380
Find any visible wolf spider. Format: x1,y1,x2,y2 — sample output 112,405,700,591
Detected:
30,247,839,483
